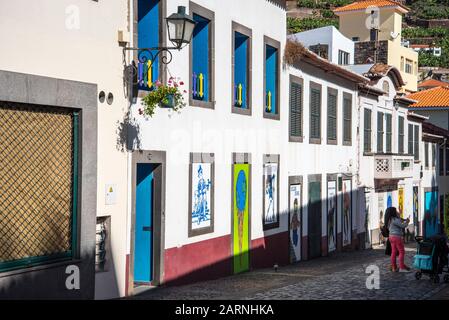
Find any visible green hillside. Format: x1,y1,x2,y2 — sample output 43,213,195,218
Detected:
288,0,449,67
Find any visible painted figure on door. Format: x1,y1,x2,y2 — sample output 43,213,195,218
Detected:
192,165,211,226
236,170,247,265
328,196,336,249
265,172,276,223
343,183,350,244
291,198,300,247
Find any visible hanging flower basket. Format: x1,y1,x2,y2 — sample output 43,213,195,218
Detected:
139,77,187,117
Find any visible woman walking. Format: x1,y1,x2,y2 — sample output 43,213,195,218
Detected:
384,207,411,272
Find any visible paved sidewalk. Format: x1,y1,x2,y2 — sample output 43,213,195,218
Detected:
127,244,449,300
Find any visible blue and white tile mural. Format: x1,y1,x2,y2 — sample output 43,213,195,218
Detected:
264,163,278,225
191,163,212,230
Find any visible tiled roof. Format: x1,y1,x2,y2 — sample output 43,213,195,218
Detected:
418,79,449,88
333,0,409,13
406,86,449,108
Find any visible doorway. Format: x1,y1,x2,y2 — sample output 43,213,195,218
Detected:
308,176,322,259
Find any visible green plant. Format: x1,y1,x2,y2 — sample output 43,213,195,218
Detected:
140,77,187,117
287,17,338,33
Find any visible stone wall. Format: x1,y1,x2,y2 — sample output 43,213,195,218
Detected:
354,41,389,65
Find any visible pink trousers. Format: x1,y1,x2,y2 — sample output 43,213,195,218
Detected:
389,235,405,269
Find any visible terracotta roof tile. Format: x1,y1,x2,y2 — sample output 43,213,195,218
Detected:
333,0,409,13
418,79,449,88
406,86,449,108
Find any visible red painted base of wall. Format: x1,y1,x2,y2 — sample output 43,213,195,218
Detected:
250,231,289,269
163,234,232,286
302,235,309,260
321,236,328,256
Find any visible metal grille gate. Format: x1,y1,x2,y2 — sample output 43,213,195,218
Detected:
0,102,78,271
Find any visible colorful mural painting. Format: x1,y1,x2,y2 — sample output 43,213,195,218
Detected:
424,191,438,238
378,193,385,244
233,164,250,274
364,193,370,248
263,163,278,227
342,180,352,246
387,192,392,208
327,181,337,253
398,187,404,218
413,187,419,236
289,184,301,262
191,163,212,230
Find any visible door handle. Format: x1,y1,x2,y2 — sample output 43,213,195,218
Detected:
142,226,152,232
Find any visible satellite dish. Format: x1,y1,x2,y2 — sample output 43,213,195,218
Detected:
390,31,399,40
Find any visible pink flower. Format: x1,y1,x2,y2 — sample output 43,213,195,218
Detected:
155,80,162,87
179,81,184,86
174,83,178,88
138,108,143,115
183,90,187,93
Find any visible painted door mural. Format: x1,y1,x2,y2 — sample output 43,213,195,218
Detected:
191,163,212,230
263,163,278,228
134,163,155,283
387,191,393,208
398,187,404,218
289,184,301,262
342,180,352,247
413,187,419,236
308,181,322,259
233,164,250,274
327,181,337,253
424,191,438,238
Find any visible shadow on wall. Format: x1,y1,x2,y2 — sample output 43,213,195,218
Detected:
116,110,141,152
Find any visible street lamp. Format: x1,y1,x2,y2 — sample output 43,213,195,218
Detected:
166,6,196,50
123,6,196,101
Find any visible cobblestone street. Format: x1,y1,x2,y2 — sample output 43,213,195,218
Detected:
128,244,449,300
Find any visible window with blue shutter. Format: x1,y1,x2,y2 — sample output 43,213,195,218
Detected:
192,13,211,102
137,0,160,91
234,32,249,109
264,38,279,118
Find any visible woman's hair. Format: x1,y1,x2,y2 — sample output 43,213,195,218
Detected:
384,207,398,227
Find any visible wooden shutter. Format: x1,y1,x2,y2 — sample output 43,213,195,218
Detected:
327,92,337,141
377,112,384,153
386,114,392,153
408,124,414,155
364,108,372,152
398,116,404,154
414,125,419,161
310,87,321,140
343,96,352,143
290,81,303,138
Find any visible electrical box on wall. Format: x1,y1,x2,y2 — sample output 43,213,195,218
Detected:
117,30,130,44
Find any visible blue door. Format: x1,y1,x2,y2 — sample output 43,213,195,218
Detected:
134,163,155,283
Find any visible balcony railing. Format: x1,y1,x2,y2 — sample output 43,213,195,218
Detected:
374,153,414,180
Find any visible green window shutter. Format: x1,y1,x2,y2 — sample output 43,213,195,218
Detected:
414,125,419,161
364,108,372,152
290,82,303,137
408,123,414,155
310,87,321,139
386,114,392,153
398,117,404,154
343,97,352,143
377,112,384,153
327,92,337,141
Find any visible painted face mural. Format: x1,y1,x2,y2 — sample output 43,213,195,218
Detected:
327,181,337,252
289,184,301,262
233,164,249,274
191,163,212,229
